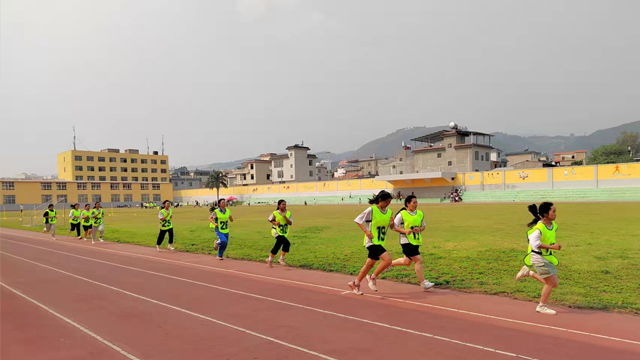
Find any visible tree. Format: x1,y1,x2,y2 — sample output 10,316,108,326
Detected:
587,144,632,165
616,131,640,158
206,170,228,202
571,160,584,166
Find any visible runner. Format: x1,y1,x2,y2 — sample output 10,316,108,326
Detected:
81,203,93,241
157,200,175,251
348,190,395,295
387,195,435,291
267,200,292,267
42,204,57,240
68,203,83,240
516,202,562,315
209,198,233,260
91,202,105,244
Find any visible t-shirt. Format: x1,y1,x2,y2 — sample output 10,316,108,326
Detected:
158,209,172,219
268,211,293,223
527,222,554,264
43,211,50,224
394,210,426,244
211,208,231,223
354,207,391,247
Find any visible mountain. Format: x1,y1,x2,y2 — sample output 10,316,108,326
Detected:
344,126,450,160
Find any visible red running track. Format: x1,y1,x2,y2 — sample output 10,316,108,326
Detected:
1,228,639,360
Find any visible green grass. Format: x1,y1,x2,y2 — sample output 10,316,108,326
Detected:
2,203,639,313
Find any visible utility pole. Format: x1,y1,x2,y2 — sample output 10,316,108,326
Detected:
73,126,77,150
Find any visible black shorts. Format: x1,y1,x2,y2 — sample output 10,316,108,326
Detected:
367,245,387,261
83,225,92,232
401,243,421,258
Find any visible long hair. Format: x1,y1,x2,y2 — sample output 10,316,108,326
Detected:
368,190,393,205
399,195,417,213
527,202,554,227
276,199,286,210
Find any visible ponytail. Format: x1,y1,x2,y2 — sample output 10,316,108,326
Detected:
399,195,417,213
368,190,393,205
527,202,554,227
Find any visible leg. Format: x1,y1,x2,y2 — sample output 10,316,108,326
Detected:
270,237,284,256
356,258,377,283
280,237,291,261
99,225,104,239
391,256,413,267
92,227,98,242
75,223,81,237
372,252,392,278
540,275,559,305
217,233,228,258
157,230,166,246
51,225,56,238
410,255,425,283
168,228,174,244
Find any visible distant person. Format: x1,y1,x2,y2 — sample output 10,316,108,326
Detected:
42,204,57,240
20,204,23,215
358,198,362,206
157,200,175,251
209,198,233,260
68,203,83,240
81,204,93,241
515,202,561,315
304,201,307,206
314,199,317,206
267,200,292,267
91,202,105,244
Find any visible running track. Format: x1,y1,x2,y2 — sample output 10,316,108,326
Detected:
1,228,639,360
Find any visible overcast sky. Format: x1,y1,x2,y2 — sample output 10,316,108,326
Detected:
2,0,639,176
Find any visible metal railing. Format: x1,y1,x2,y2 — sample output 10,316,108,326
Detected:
21,199,68,228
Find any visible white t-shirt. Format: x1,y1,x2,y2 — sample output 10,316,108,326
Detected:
527,222,553,264
394,210,426,244
354,206,391,247
268,210,293,238
158,209,172,219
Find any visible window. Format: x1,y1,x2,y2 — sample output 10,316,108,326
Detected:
141,194,150,202
160,160,166,165
399,171,403,175
76,176,84,181
290,164,293,168
151,159,157,165
399,158,403,162
142,177,149,182
91,183,101,190
141,159,148,164
109,157,116,163
98,166,106,172
140,183,149,190
3,195,15,204
481,155,484,161
121,177,128,182
99,176,107,182
87,176,95,181
250,164,254,170
124,194,133,202
151,168,158,173
277,170,284,179
75,156,82,161
41,195,53,203
161,177,167,182
475,151,479,161
78,194,88,203
448,161,453,166
123,183,132,190
309,160,312,166
77,183,87,190
437,153,442,158
486,152,490,161
111,183,120,190
98,157,105,162
56,183,67,191
267,174,271,180
110,176,117,181
141,168,148,173
87,156,94,162
121,167,128,172
111,194,121,202
120,158,127,163
151,177,158,182
242,174,247,181
41,183,52,191
131,158,138,164
132,177,139,182
92,195,102,203
152,184,161,190
290,175,294,179
2,182,15,190
75,166,83,171
448,143,453,149
131,168,138,173
274,160,283,168
153,194,162,202
57,195,67,203
309,171,313,177
87,166,95,172
161,168,167,174
251,174,255,180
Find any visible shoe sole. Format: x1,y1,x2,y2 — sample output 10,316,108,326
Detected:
516,266,530,281
365,276,378,291
348,283,363,295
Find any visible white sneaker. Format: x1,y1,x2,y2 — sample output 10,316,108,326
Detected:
51,237,56,241
516,265,531,281
536,304,557,315
365,274,378,291
421,280,434,291
92,240,95,244
156,245,161,252
278,258,287,266
217,256,223,260
83,238,87,241
348,281,363,295
99,238,104,242
266,257,273,268
167,245,175,251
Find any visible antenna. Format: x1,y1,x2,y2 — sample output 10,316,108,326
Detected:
73,126,77,150
161,135,165,155
146,139,150,154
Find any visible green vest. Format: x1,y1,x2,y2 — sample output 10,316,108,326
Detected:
44,209,57,224
91,209,103,226
69,209,81,224
524,221,559,266
82,210,92,225
272,211,292,237
213,208,230,234
364,206,392,246
400,210,424,245
160,209,173,230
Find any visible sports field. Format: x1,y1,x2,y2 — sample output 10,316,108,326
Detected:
2,202,639,313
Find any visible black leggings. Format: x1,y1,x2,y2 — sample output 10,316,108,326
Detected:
271,235,290,255
157,228,174,246
70,222,81,236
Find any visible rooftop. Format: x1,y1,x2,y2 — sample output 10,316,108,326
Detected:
554,150,587,155
286,144,311,151
411,129,493,144
505,150,543,156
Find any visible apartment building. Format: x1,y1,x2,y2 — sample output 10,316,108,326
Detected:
271,145,317,183
553,150,587,166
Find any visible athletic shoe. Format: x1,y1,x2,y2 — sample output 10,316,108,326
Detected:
92,240,95,244
266,257,273,268
278,258,287,266
78,236,83,240
213,241,219,251
382,265,394,274
536,304,557,315
217,256,223,260
156,245,161,252
99,238,104,242
167,245,175,251
348,281,363,295
516,265,531,281
365,274,378,291
421,280,435,291
51,237,55,241
83,238,87,241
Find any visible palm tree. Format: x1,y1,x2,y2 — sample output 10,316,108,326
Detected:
206,170,228,202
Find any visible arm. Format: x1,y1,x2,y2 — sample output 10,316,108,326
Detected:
393,214,410,235
208,213,217,225
539,243,562,250
388,212,395,230
282,214,292,226
229,215,234,223
357,222,373,240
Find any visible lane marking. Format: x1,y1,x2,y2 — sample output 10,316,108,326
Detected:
0,282,140,360
0,252,337,360
3,233,640,347
2,248,545,360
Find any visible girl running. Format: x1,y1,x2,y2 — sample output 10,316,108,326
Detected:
42,204,57,240
81,204,93,241
157,200,175,251
209,198,233,260
348,190,395,295
91,202,105,244
387,195,435,291
68,203,83,240
267,200,292,267
515,202,562,315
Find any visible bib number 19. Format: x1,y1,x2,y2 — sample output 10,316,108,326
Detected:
376,226,387,242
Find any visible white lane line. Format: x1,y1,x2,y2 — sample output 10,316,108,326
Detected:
2,246,543,360
0,251,337,360
3,234,640,347
0,282,140,360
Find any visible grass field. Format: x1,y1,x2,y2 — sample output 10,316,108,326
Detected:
2,202,639,313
